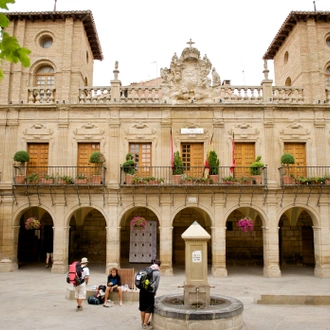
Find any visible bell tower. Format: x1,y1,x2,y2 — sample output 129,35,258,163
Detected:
0,11,103,105
263,11,330,103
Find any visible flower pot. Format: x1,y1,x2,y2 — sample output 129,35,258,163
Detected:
90,175,102,184
172,175,182,185
41,178,54,184
125,174,134,184
209,175,219,183
15,175,25,184
282,175,293,184
76,179,87,184
251,175,262,184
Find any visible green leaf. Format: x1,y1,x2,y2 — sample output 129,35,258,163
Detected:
0,0,15,10
0,12,10,28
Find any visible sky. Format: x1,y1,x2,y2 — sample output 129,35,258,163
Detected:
4,0,330,87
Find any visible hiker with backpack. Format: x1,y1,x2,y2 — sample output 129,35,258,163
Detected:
138,259,161,330
75,257,90,312
103,267,123,307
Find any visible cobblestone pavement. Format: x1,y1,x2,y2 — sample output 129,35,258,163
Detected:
1,263,330,330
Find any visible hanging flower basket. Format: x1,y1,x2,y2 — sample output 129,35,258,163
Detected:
25,217,41,230
130,216,147,230
238,216,254,232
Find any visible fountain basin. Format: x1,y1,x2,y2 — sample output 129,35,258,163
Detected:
153,294,243,330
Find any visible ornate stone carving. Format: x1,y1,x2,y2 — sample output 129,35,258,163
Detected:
160,40,220,103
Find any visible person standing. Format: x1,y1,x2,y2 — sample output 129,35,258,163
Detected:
139,259,161,329
45,229,53,268
75,257,90,312
103,267,123,307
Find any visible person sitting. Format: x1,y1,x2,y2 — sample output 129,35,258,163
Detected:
103,267,123,306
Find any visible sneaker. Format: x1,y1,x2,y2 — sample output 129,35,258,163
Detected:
119,301,123,306
76,306,83,312
142,325,147,330
46,264,49,268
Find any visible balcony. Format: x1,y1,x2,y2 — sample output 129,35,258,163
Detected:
120,166,267,187
279,166,330,186
13,165,106,186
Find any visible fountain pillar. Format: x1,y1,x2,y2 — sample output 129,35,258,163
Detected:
181,221,211,306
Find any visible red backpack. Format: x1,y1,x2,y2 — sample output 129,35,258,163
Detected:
66,261,84,286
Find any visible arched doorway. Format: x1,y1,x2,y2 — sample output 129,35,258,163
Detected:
120,207,160,265
68,207,106,264
279,208,315,268
17,207,54,266
226,208,263,267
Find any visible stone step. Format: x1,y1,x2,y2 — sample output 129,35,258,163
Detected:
65,287,139,302
257,294,330,305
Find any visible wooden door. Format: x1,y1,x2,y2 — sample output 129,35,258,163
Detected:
181,143,204,178
77,143,100,178
284,143,306,177
129,143,151,177
27,143,49,176
234,143,255,177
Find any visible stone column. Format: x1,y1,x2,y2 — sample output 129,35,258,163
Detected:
106,226,121,274
211,226,227,277
262,225,281,278
159,226,173,276
0,196,18,272
313,225,330,278
51,226,70,273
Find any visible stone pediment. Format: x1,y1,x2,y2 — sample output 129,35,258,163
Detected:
160,39,221,103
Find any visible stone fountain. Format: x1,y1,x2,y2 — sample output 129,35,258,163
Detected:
153,221,243,330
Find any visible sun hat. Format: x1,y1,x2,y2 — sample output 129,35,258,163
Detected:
81,257,89,264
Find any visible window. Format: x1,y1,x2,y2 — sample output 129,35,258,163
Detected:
284,51,289,63
39,35,53,48
35,65,55,87
326,66,330,88
129,143,151,177
326,36,330,48
285,77,292,86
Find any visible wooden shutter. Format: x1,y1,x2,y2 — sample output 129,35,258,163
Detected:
181,143,204,177
234,143,255,177
77,143,100,178
284,143,306,177
27,143,49,176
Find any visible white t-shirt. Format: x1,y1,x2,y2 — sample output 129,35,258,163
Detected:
82,265,90,279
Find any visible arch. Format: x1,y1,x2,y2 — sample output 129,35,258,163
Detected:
285,77,291,86
12,204,55,227
277,204,319,227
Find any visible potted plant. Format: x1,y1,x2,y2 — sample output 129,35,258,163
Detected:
281,153,295,184
41,174,55,184
250,156,264,184
240,176,252,185
13,150,30,184
26,172,39,184
173,151,184,184
222,176,238,184
89,151,105,184
58,175,74,184
324,174,330,185
123,153,135,184
208,150,220,183
76,173,87,184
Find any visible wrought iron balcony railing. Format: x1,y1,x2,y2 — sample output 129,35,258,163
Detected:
279,166,330,186
120,166,267,186
13,165,106,186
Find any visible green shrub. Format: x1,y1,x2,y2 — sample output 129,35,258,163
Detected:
13,150,30,162
89,151,105,164
281,153,295,164
173,151,184,175
250,156,264,175
208,150,219,175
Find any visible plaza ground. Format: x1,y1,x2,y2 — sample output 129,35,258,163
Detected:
1,264,330,330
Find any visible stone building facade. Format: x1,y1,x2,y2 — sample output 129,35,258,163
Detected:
0,10,330,278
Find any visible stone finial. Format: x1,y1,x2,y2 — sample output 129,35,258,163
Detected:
113,61,119,80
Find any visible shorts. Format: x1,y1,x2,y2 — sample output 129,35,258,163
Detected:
139,289,155,313
46,252,53,258
75,282,86,299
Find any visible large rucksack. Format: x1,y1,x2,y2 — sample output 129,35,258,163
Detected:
135,267,154,290
88,285,106,305
66,261,84,286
